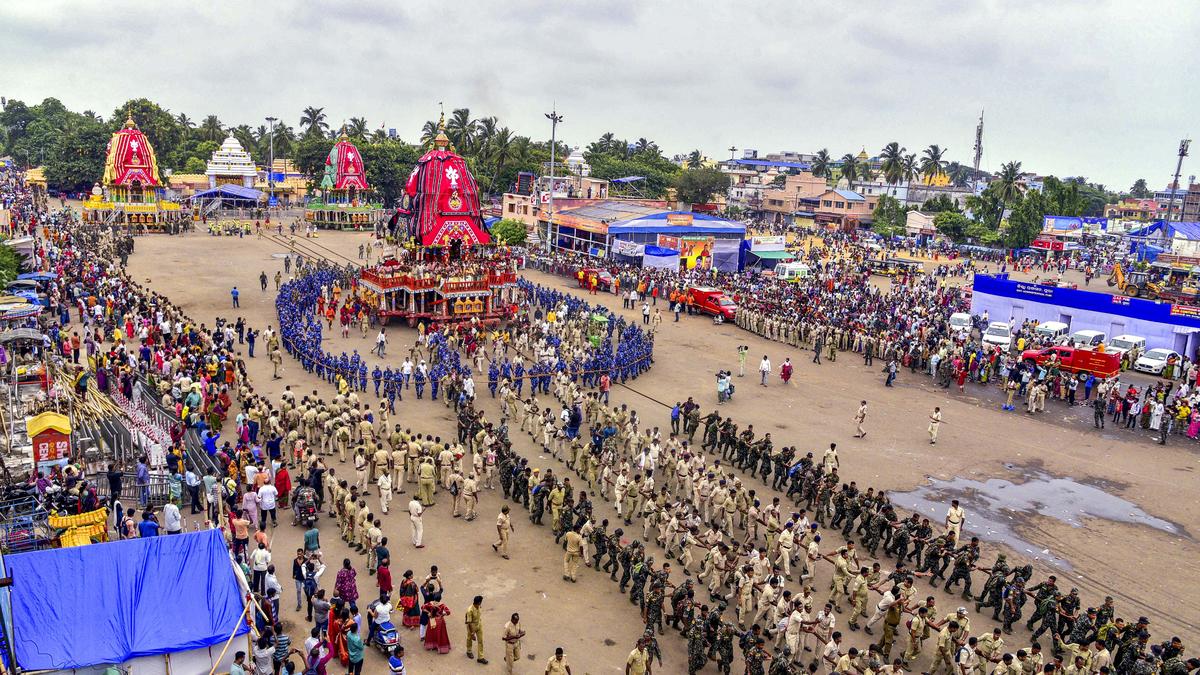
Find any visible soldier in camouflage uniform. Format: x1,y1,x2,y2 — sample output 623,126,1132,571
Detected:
686,606,710,675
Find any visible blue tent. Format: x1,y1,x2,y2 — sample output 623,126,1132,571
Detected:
3,529,247,670
606,212,746,236
15,271,57,281
188,184,265,202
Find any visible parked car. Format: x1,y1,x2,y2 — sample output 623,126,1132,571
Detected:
576,267,614,291
1070,329,1106,349
1107,334,1146,362
1034,321,1071,343
981,321,1013,350
1133,348,1180,376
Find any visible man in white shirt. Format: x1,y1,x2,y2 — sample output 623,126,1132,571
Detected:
822,632,843,673
249,543,272,594
759,355,772,386
863,585,899,634
945,499,965,540
955,637,980,675
163,499,183,534
408,497,425,548
258,483,279,530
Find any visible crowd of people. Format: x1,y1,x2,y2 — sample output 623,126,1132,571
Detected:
0,163,1193,675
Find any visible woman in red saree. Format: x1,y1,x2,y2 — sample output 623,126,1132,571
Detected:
422,602,451,654
398,571,420,628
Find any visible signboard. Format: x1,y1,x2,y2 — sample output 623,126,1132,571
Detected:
665,213,694,226
657,235,681,250
1170,304,1200,319
28,412,71,467
1043,216,1083,232
612,239,645,257
749,235,786,251
679,236,715,270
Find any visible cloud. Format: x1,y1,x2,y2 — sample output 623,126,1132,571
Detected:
0,0,1196,188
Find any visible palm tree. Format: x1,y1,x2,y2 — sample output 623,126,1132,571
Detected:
946,161,972,187
920,145,947,183
686,149,703,168
176,113,195,130
634,138,658,156
81,110,102,124
447,108,475,150
299,106,328,138
200,114,224,142
272,124,296,158
994,161,1024,203
231,124,256,159
474,116,498,155
901,153,919,186
483,127,515,194
839,153,860,191
420,120,438,147
347,117,369,140
810,149,831,179
880,142,905,185
371,129,388,143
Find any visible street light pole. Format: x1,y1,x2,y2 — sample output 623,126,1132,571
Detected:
544,109,563,253
265,117,277,209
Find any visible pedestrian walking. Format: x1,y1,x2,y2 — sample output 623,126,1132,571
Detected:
928,406,943,445
492,504,513,559
854,400,868,438
759,355,771,386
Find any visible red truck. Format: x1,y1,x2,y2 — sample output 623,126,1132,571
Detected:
688,286,738,320
1020,345,1120,379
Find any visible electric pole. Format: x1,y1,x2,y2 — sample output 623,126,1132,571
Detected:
544,109,563,253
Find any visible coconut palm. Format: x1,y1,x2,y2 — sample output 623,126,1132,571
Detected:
271,124,296,158
920,144,947,182
446,108,475,150
879,142,905,185
474,116,498,155
686,149,704,168
839,153,860,190
420,120,438,147
176,113,195,130
993,161,1024,203
810,149,831,179
200,115,224,142
231,124,257,159
371,129,388,143
347,117,369,140
946,161,973,187
299,106,328,138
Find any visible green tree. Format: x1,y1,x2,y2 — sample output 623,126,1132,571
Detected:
447,108,475,150
686,149,703,168
871,194,908,237
43,120,108,190
200,114,223,142
347,117,369,140
673,167,729,204
183,157,206,173
921,194,961,213
360,139,419,205
0,242,27,286
946,161,973,187
838,153,860,190
880,142,905,185
810,149,831,179
1130,178,1150,198
490,218,528,245
920,144,947,182
1005,188,1048,248
934,211,970,242
300,106,328,138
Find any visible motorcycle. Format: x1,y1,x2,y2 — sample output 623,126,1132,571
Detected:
293,487,318,527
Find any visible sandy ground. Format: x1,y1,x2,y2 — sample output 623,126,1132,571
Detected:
125,229,1199,673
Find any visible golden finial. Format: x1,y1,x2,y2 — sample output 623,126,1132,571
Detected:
434,110,450,150
124,103,136,129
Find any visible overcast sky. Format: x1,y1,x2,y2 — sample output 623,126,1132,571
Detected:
2,0,1196,190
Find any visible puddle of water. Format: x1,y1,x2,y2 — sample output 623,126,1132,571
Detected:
889,469,1184,570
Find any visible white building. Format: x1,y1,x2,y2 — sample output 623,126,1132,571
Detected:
205,135,257,189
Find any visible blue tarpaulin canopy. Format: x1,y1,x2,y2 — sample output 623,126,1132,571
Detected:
607,212,747,235
4,529,248,670
188,184,264,202
15,271,57,281
610,176,645,184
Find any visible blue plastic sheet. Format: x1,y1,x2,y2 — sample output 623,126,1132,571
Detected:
6,529,247,670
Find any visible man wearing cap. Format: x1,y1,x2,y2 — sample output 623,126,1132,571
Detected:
1065,606,1098,648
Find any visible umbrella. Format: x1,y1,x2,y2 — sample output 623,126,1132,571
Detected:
1,304,42,321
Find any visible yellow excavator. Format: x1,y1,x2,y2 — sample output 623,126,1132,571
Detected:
1107,262,1161,298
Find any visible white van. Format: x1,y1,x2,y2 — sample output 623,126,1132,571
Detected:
775,262,811,281
1108,334,1146,361
948,312,973,335
1034,321,1070,343
1071,329,1106,349
981,321,1013,350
